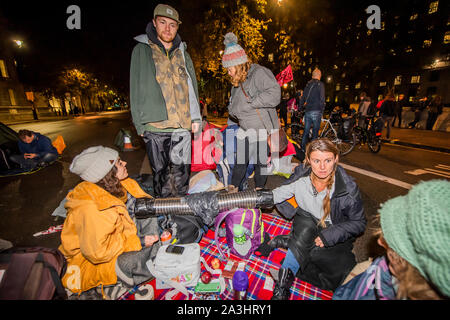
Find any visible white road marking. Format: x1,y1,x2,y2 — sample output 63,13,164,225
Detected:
340,163,413,190
404,164,450,179
404,169,429,176
423,168,450,178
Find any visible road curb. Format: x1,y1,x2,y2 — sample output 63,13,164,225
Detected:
382,139,450,154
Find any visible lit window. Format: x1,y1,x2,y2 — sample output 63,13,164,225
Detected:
355,82,361,89
345,85,349,91
379,82,387,87
381,22,385,30
423,39,432,48
410,13,418,20
0,60,9,78
444,31,450,44
394,76,402,85
428,1,439,14
336,84,341,91
8,89,17,106
405,46,413,53
367,30,372,36
411,76,421,84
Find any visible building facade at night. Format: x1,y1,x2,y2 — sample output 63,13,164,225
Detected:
0,26,33,122
323,0,449,106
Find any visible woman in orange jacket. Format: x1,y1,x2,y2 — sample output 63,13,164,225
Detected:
59,146,159,299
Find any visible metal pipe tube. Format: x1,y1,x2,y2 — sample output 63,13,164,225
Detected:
134,190,273,219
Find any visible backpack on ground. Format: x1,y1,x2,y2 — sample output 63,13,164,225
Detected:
0,247,67,300
146,243,201,298
159,215,207,244
214,208,265,260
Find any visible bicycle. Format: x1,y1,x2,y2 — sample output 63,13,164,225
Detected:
352,114,382,153
290,111,357,156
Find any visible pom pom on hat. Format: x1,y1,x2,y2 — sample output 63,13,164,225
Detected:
70,146,119,183
222,32,248,68
223,32,238,47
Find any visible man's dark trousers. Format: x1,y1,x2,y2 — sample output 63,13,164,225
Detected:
143,130,191,198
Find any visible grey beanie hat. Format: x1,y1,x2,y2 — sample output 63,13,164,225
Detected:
70,146,119,183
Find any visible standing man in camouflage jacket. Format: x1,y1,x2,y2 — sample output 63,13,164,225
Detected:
130,4,202,197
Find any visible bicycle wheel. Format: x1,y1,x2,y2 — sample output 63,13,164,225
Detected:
323,129,356,156
289,123,304,145
368,135,381,153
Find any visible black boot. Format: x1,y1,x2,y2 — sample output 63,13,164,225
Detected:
271,267,295,300
268,234,290,249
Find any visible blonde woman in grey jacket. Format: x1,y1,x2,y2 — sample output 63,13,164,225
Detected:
222,32,281,192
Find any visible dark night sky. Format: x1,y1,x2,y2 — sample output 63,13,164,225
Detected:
0,1,209,92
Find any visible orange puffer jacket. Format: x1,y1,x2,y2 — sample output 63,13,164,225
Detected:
59,178,151,294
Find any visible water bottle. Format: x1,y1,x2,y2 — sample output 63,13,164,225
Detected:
233,224,246,244
232,271,249,300
160,229,172,246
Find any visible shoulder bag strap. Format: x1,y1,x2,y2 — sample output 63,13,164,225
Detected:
303,82,316,109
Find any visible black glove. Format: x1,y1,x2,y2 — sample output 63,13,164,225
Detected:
255,233,274,257
255,189,274,208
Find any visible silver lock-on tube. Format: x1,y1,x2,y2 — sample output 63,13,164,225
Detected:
134,190,273,219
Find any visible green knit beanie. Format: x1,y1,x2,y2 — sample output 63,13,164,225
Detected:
380,179,450,297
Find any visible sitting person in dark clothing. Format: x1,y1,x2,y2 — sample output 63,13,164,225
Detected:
10,129,58,170
267,138,366,298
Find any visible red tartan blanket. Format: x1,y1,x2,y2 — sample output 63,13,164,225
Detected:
119,213,333,300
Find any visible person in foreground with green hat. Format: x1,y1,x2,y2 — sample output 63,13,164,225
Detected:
333,179,449,300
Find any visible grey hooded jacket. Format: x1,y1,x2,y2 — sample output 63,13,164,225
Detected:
228,64,281,131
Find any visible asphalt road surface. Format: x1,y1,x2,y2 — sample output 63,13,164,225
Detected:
1,112,449,263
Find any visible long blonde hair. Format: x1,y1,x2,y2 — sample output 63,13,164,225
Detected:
228,61,252,87
304,138,339,228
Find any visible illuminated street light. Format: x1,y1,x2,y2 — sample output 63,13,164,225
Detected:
12,40,24,48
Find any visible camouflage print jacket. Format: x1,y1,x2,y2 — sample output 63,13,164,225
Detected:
130,26,201,135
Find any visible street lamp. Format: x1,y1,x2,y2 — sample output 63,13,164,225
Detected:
12,40,24,48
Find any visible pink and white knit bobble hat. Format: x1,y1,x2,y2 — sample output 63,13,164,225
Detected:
222,32,248,68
